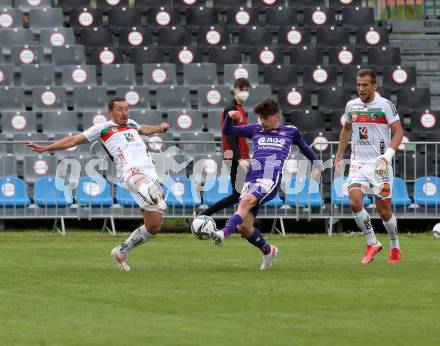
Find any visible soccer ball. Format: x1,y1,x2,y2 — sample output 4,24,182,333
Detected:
191,215,216,240
433,223,440,240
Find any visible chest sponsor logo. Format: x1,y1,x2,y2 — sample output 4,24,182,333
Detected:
257,137,285,147
124,132,135,142
359,127,368,140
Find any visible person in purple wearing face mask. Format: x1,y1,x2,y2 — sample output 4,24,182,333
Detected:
208,98,323,270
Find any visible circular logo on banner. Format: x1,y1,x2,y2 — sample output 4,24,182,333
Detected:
421,112,436,129
11,115,26,130
93,114,106,124
259,50,275,65
235,10,250,25
285,159,298,174
99,50,115,65
177,114,192,129
34,160,49,175
171,182,185,197
234,67,249,80
0,13,13,28
106,0,121,5
313,135,329,151
72,68,87,84
125,91,140,106
312,10,327,25
340,114,345,126
206,89,221,105
84,181,102,196
41,91,56,106
423,182,437,196
27,0,42,6
184,0,197,4
206,30,221,45
156,11,171,26
312,68,328,83
204,159,217,174
128,31,143,46
338,50,353,65
50,32,65,46
365,30,380,45
287,91,302,106
340,0,353,4
263,0,276,4
178,49,194,64
398,135,409,150
1,182,15,197
20,49,35,64
0,70,4,83
78,12,94,27
152,68,167,84
148,135,163,151
392,69,408,84
287,29,302,45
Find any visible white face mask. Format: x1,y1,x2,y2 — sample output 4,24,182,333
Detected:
235,90,249,103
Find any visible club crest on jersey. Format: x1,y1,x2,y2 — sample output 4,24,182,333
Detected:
370,113,377,121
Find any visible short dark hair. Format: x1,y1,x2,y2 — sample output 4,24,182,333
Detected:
108,96,127,110
234,78,250,89
254,98,280,117
357,68,376,84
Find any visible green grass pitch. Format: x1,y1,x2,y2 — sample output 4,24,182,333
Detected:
1,232,439,346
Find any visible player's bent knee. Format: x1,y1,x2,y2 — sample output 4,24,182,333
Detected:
239,194,258,210
349,199,363,213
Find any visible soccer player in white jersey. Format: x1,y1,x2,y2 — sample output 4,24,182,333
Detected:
27,97,170,271
335,69,403,264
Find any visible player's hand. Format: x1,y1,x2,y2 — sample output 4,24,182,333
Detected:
26,142,48,153
160,122,170,133
311,168,321,180
334,155,344,175
238,159,250,171
375,156,388,171
228,111,242,121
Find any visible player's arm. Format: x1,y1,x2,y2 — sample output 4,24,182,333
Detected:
335,122,353,164
223,111,255,139
26,133,89,153
294,131,323,179
138,122,170,136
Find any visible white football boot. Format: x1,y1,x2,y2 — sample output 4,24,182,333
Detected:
210,229,225,247
147,182,167,211
260,245,278,271
111,247,131,272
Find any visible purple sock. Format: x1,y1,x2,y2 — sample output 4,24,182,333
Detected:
247,227,272,255
222,214,243,237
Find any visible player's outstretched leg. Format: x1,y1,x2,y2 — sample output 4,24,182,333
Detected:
210,214,243,247
246,227,278,271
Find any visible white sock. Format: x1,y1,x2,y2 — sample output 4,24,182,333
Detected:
354,209,378,246
119,225,154,256
383,214,400,249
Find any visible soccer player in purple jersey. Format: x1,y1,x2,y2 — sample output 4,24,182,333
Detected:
209,98,322,270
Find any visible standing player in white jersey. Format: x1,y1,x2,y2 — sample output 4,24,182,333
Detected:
27,97,170,271
335,69,403,264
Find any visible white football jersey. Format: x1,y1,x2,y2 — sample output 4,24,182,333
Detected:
82,119,157,181
344,95,400,164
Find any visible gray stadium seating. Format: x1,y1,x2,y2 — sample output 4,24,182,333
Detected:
180,132,216,156
142,63,177,88
23,155,57,183
73,86,108,111
10,45,45,66
183,63,218,87
51,45,87,68
0,154,16,176
29,8,65,33
82,110,108,130
206,110,223,138
1,111,37,137
0,64,14,86
0,29,34,55
21,64,56,88
39,28,76,54
223,64,259,87
128,110,163,124
61,65,97,91
167,110,204,134
0,87,25,111
32,87,67,111
243,85,272,108
101,64,136,89
115,86,151,110
16,0,52,11
197,85,230,112
41,111,78,137
0,9,23,29
12,133,49,161
156,86,191,110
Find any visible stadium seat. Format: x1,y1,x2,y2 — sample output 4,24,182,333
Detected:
303,131,333,160
32,87,67,111
87,47,123,66
0,29,34,55
51,45,87,68
69,8,103,30
0,64,13,86
75,176,114,208
303,7,336,27
115,86,151,110
108,7,142,27
50,136,81,160
244,85,272,108
206,110,225,138
73,86,108,111
183,63,217,87
414,176,440,207
285,177,323,208
156,86,191,110
163,176,201,209
302,65,338,89
392,177,412,207
33,177,74,208
115,184,137,207
10,45,44,66
290,46,323,66
145,132,175,156
330,109,346,130
0,155,16,176
289,110,325,133
262,192,284,209
167,110,204,134
59,0,92,9
214,0,246,9
39,29,76,54
367,47,401,71
82,110,108,129
41,111,78,137
208,46,243,66
278,87,312,112
1,111,37,137
330,0,362,8
256,0,286,8
203,176,233,207
226,7,260,29
341,7,375,31
0,177,31,208
180,132,216,156
411,110,440,134
129,47,164,66
342,64,366,90
61,65,97,91
23,155,57,184
238,26,272,48
382,66,416,90
356,27,389,48
278,27,311,47
287,0,325,7
101,64,136,89
396,87,431,114
142,63,177,88
157,27,192,47
317,87,350,112
0,87,25,111
16,0,52,11
197,27,231,48
265,6,298,27
136,0,170,9
223,64,259,86
263,65,297,90
12,133,49,161
96,0,129,9
79,28,113,47
0,0,12,7
168,47,203,67
186,7,218,27
118,27,153,48
191,153,224,185
250,47,283,67
29,8,64,33
20,64,55,88
332,176,371,208
146,7,178,28
0,9,23,29
129,109,162,125
197,85,230,112
316,26,350,48
328,46,362,66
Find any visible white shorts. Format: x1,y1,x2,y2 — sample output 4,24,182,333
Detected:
347,163,393,203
